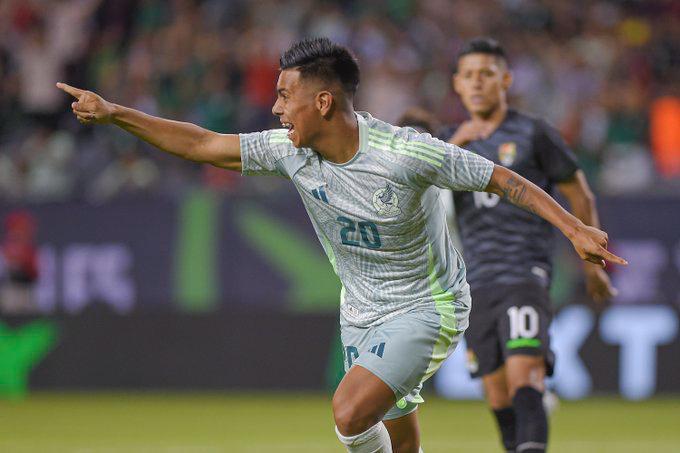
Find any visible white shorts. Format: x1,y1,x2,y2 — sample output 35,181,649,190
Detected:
340,294,470,420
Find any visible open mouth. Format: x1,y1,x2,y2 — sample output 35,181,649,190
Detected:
281,121,295,140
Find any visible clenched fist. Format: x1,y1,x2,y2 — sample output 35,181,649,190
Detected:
56,82,115,125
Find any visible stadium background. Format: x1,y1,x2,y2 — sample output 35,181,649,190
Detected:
0,0,678,451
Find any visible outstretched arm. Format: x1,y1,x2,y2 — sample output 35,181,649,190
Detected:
56,83,242,171
484,165,627,267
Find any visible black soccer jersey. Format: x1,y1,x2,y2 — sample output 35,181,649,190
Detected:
442,110,579,291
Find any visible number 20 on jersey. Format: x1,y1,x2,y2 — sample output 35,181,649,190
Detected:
337,216,382,249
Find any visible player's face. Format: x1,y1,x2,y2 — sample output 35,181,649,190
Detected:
272,69,323,148
453,54,512,117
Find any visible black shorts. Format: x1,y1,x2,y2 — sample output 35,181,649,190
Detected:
465,281,555,378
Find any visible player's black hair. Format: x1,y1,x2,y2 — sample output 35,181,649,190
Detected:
279,37,360,96
455,37,508,72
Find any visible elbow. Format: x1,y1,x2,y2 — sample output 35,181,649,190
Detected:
188,129,215,164
182,129,217,165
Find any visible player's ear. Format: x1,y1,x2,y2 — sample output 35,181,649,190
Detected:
452,73,462,95
502,70,513,91
316,91,334,117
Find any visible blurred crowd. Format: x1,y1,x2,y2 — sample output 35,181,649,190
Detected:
0,0,678,203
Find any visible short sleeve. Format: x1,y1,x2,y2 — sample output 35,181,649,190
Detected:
534,120,579,183
239,129,300,177
407,132,495,192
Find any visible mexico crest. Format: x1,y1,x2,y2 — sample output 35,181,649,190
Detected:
372,184,401,217
498,142,517,166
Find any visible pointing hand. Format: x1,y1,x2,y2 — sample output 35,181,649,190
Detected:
569,223,628,268
56,82,115,125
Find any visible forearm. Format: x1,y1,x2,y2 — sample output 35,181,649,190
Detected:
485,165,583,239
111,104,212,162
569,196,601,273
448,135,468,147
58,82,241,169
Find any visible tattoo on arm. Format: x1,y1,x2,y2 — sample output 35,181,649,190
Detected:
495,175,539,215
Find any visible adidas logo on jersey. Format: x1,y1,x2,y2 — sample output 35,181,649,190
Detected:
311,186,329,203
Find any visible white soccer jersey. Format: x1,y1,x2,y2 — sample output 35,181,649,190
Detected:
240,112,494,327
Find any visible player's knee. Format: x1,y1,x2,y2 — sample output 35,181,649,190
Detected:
506,357,545,397
486,390,512,410
507,370,545,398
332,396,379,436
482,376,511,409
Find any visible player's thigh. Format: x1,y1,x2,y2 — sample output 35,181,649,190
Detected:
340,306,461,421
342,310,444,399
497,282,554,378
384,410,420,453
505,354,546,395
333,364,396,434
481,365,512,409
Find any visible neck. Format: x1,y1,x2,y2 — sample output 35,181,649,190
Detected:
312,109,359,164
471,101,508,129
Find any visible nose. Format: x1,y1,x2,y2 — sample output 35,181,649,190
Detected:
472,74,483,87
272,99,283,117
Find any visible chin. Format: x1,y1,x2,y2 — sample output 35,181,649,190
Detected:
470,106,495,118
291,132,306,148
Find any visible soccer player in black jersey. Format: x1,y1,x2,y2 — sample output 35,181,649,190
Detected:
443,38,618,453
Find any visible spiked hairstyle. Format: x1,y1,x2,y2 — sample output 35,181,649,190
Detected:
279,37,360,95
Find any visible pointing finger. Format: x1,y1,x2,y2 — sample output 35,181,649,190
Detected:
585,254,605,267
599,247,628,266
56,82,85,99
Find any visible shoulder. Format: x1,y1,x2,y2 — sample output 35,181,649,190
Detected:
509,110,559,139
265,129,311,158
437,124,458,142
239,128,312,177
362,112,449,170
241,129,310,159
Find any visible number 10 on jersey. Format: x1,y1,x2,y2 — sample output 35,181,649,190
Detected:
337,216,382,249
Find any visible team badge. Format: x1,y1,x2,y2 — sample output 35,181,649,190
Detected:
372,183,401,217
498,142,517,166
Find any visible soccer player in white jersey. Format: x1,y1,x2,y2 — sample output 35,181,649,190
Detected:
58,38,626,453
